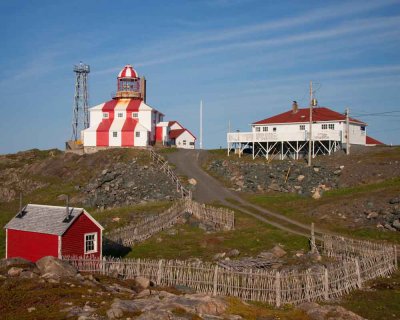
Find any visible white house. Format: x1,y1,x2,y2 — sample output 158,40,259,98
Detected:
82,65,196,152
227,101,383,159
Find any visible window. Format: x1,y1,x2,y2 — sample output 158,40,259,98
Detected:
136,132,140,137
132,112,138,118
189,142,195,146
300,125,305,130
361,126,366,131
113,131,118,138
102,112,109,119
183,140,187,145
255,127,260,132
263,127,268,132
84,233,97,254
322,124,328,130
117,112,123,118
328,124,335,130
273,127,277,132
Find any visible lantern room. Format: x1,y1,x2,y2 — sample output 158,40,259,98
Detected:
114,65,146,101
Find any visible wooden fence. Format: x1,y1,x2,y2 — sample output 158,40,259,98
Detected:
149,149,192,199
106,199,235,246
64,233,397,307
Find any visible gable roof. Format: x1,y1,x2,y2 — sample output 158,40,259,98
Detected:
169,128,197,140
4,204,103,236
253,107,366,125
366,136,384,145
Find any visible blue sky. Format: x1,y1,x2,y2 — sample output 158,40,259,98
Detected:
0,0,400,153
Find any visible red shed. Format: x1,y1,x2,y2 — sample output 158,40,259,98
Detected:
4,204,104,262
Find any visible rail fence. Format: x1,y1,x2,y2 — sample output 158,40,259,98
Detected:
64,233,397,307
149,148,192,198
106,199,235,246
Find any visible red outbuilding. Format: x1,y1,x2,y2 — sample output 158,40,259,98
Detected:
4,204,104,262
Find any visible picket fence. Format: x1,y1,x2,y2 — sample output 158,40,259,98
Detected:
106,199,235,246
64,234,397,307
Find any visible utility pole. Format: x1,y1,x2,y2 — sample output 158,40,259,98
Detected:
200,100,203,149
345,107,350,155
308,81,313,167
228,120,231,133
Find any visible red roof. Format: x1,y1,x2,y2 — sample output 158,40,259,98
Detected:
253,107,366,125
169,128,196,140
366,136,384,145
118,65,138,79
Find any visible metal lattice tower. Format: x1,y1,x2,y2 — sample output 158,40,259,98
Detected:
72,62,90,141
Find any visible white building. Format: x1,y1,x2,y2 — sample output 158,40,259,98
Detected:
227,101,383,159
82,65,195,152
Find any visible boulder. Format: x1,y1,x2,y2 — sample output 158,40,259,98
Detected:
270,245,287,258
36,256,78,278
312,189,321,200
134,276,150,290
8,267,23,277
188,178,197,186
392,219,400,231
227,249,240,257
298,302,365,320
258,252,277,260
297,175,305,182
0,257,35,270
213,252,226,260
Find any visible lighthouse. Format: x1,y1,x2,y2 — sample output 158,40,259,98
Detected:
81,65,196,153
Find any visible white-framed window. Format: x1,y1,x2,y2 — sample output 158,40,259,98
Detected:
132,112,138,118
183,140,187,145
113,131,118,138
273,127,277,132
84,232,97,254
136,132,140,137
103,112,109,119
117,112,123,118
189,142,195,146
255,127,260,132
328,124,335,130
263,127,268,132
322,124,328,130
300,125,305,130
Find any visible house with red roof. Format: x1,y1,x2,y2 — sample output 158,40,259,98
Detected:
82,65,196,152
227,101,384,160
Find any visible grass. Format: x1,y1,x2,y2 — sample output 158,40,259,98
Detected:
125,208,309,261
244,177,400,244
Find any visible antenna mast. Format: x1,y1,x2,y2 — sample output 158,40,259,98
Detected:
308,81,313,167
72,62,90,141
200,100,203,149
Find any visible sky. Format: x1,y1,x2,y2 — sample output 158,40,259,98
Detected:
0,0,400,153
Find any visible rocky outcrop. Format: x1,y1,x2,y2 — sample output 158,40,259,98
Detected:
36,256,78,279
298,302,366,320
83,160,180,208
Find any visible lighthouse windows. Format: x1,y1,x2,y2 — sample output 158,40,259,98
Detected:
113,132,118,138
136,132,140,137
132,112,138,118
117,112,123,118
103,112,109,119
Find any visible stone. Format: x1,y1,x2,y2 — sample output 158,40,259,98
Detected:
136,289,151,298
389,197,400,204
258,252,277,260
213,252,226,260
107,307,124,319
227,249,240,257
8,266,23,277
188,178,197,186
270,245,287,258
36,256,78,278
313,167,320,172
0,257,35,270
392,219,400,230
339,165,345,170
134,276,150,290
367,212,379,219
297,175,305,182
312,189,321,200
384,223,397,231
27,307,36,313
298,302,366,320
20,270,39,279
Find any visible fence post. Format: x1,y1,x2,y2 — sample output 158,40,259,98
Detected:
311,223,316,253
102,257,106,275
323,267,329,300
395,245,398,270
157,259,163,285
275,271,281,307
213,265,219,296
305,269,311,301
137,258,141,277
354,258,362,288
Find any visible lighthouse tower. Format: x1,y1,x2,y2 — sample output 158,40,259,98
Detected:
114,65,146,102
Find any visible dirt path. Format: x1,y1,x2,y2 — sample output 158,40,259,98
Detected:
166,149,318,239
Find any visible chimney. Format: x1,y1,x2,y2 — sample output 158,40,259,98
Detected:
292,101,298,114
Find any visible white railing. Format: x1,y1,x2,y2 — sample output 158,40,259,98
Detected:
227,130,342,143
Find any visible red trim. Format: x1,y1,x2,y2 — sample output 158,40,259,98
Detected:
253,107,366,125
366,136,384,145
122,99,141,146
156,126,163,142
96,100,118,146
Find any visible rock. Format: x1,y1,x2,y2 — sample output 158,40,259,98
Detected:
27,307,36,313
313,167,320,172
107,307,124,319
0,257,35,270
227,249,240,257
213,252,226,260
20,270,39,279
298,302,365,320
384,223,397,231
297,175,305,182
389,197,400,204
36,256,78,278
134,276,150,290
333,169,342,175
312,189,321,200
8,267,23,277
339,165,345,170
56,194,68,200
270,245,287,258
136,289,151,298
367,211,379,219
392,219,400,230
188,178,197,186
258,252,277,260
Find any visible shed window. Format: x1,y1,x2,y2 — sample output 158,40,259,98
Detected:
328,124,335,130
136,132,140,137
300,125,305,130
255,127,260,132
273,127,277,132
84,233,97,254
183,140,187,145
103,113,109,119
189,142,195,146
263,127,268,132
322,124,328,130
